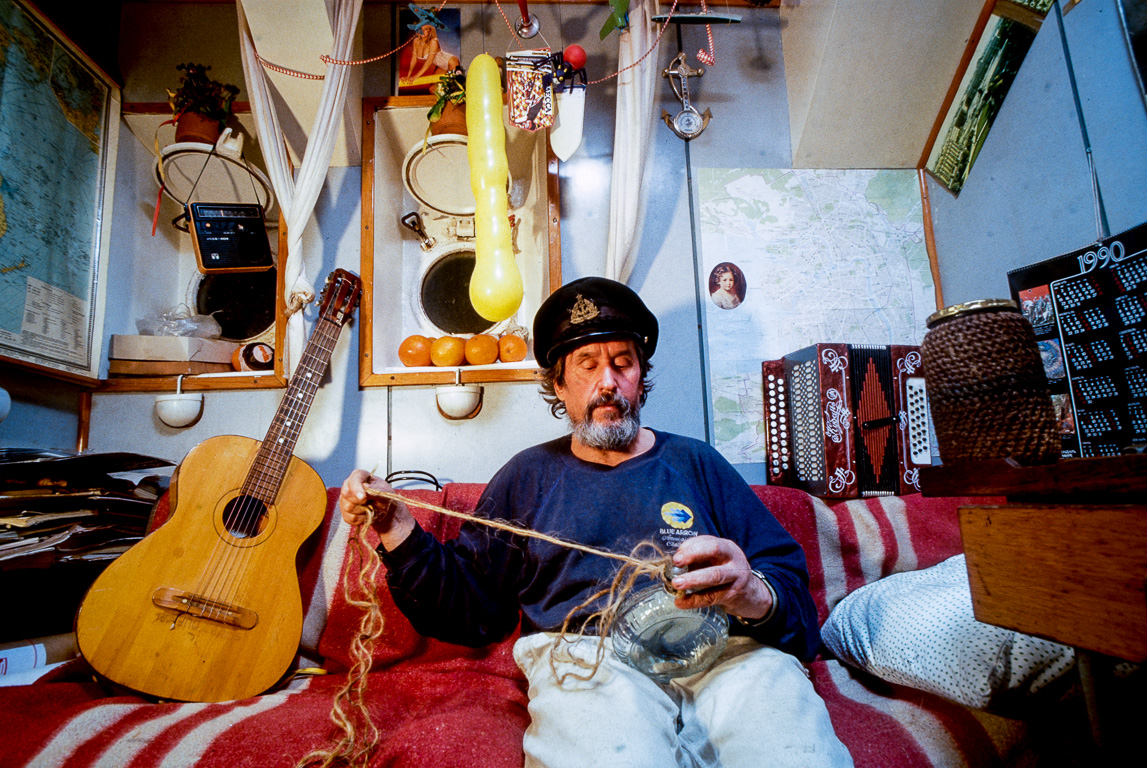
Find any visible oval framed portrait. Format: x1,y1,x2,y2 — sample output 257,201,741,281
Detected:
708,262,746,310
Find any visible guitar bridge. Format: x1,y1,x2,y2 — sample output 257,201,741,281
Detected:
152,586,258,629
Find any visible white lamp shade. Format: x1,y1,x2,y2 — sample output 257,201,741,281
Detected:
435,384,482,420
155,393,204,428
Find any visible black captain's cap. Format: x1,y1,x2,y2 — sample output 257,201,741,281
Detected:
532,277,659,368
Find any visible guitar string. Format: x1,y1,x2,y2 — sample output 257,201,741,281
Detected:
189,312,342,624
204,318,340,619
205,317,338,620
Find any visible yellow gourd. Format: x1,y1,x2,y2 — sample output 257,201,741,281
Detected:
465,54,523,322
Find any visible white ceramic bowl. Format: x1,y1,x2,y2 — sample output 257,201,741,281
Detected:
435,384,482,420
155,392,204,428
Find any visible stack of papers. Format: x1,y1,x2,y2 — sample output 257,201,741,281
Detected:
0,451,174,569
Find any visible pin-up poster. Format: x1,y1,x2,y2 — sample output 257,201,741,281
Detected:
395,7,462,95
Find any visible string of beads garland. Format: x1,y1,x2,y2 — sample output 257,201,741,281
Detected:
254,0,685,87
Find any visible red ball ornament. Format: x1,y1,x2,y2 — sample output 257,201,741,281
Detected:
564,44,587,71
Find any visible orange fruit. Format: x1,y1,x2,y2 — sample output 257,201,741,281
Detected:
430,336,466,367
397,335,433,367
465,334,499,365
498,333,528,363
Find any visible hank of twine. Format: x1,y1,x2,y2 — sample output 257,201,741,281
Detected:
298,488,673,768
296,504,384,768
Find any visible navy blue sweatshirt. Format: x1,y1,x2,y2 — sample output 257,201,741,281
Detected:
379,430,820,661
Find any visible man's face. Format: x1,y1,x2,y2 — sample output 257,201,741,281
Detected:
555,339,644,450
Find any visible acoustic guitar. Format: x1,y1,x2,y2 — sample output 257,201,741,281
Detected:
76,269,362,702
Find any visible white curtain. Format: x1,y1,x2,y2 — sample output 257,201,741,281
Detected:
604,0,659,285
237,0,363,375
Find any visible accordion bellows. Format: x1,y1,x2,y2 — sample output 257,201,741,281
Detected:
764,344,931,499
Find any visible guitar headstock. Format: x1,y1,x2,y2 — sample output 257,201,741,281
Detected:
318,269,363,326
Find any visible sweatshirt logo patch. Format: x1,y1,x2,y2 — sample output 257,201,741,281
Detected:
661,502,694,530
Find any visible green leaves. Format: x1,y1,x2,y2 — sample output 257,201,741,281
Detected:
427,70,466,124
169,63,239,124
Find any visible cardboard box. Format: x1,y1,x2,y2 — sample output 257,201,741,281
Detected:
109,335,240,363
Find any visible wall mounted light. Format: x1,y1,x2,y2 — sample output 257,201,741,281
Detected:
0,386,10,424
155,375,203,428
435,369,483,420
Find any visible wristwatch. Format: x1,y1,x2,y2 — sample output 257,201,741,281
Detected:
734,569,778,628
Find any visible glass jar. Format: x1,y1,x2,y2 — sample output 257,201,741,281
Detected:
611,567,729,683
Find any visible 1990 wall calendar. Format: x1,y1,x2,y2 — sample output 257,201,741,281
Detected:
1008,220,1147,457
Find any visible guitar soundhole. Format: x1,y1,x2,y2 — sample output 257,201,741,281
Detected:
223,495,269,539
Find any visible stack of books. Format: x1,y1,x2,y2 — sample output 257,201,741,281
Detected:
107,335,240,376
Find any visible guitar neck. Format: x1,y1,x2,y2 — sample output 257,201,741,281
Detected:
246,314,342,501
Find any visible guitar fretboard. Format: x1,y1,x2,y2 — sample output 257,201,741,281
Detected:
243,313,343,503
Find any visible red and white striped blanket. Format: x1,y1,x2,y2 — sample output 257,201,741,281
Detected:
3,484,1065,768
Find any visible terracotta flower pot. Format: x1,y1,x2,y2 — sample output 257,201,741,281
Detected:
175,112,222,145
430,101,468,137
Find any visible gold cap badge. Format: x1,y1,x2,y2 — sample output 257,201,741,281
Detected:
569,294,599,325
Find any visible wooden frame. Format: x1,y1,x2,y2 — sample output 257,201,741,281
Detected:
0,1,120,385
359,95,561,387
97,212,288,393
918,169,945,311
98,103,287,393
919,0,1046,193
394,5,462,97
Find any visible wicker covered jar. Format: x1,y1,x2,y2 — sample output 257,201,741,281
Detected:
920,299,1059,465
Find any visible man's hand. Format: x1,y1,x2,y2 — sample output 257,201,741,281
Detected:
669,535,773,622
338,469,417,551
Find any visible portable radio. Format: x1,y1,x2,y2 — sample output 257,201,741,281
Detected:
187,202,274,274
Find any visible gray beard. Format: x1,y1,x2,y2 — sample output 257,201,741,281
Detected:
570,392,642,451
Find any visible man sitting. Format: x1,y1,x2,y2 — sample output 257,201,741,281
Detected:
340,277,852,767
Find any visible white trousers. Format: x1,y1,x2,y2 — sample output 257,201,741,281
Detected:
513,633,854,768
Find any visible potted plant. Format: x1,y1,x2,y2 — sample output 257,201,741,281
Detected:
427,69,467,136
168,63,240,145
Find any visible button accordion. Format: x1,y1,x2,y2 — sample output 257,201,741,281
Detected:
763,344,932,498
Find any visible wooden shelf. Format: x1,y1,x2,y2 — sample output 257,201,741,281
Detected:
361,365,543,387
960,501,1147,662
919,453,1147,502
99,213,289,393
97,372,286,393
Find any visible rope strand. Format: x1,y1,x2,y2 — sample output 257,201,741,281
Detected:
366,489,656,569
366,489,674,685
304,487,679,765
297,506,385,768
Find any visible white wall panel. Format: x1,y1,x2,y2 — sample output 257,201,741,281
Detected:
928,0,1146,306
58,2,1147,492
1065,0,1147,237
781,0,985,168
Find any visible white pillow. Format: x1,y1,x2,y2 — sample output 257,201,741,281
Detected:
820,554,1075,711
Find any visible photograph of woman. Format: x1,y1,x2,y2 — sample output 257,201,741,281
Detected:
397,8,461,94
709,263,746,309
